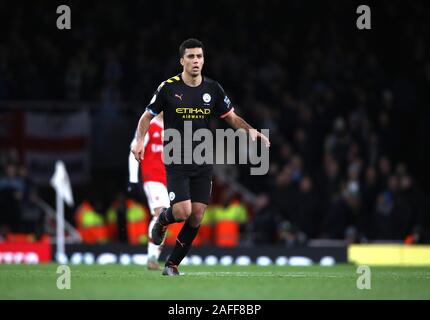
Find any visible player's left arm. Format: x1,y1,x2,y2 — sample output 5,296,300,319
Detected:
223,111,270,148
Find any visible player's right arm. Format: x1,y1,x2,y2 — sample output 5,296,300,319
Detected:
131,82,166,161
132,111,153,161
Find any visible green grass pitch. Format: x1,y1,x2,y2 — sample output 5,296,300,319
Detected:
1,264,429,299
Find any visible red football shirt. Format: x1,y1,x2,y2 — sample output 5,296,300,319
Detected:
140,119,166,185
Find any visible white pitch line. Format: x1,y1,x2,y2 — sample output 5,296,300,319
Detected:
182,271,430,280
183,272,345,278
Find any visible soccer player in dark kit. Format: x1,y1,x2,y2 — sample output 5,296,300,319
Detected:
131,38,270,276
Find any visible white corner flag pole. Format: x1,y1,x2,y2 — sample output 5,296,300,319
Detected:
50,160,74,263
56,183,65,262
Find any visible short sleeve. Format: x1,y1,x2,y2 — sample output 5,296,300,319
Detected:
146,82,166,116
214,82,235,119
128,139,139,183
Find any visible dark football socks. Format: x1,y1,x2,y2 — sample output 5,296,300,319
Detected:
166,221,200,267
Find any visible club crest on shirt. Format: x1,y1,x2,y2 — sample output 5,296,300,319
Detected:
203,93,211,103
169,192,176,201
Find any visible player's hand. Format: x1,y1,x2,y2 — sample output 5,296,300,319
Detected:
249,129,271,148
131,139,145,161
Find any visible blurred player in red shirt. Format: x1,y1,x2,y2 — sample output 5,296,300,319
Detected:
129,113,169,270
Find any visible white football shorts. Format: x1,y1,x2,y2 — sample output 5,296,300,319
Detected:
143,181,170,214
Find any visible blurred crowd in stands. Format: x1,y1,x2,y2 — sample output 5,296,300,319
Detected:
1,1,429,244
0,150,45,241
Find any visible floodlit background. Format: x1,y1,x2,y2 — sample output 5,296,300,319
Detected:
0,0,430,274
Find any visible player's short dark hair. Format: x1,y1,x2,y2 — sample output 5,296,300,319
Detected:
179,38,204,58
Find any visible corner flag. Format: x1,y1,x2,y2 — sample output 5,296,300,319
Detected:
50,160,74,207
50,160,74,263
